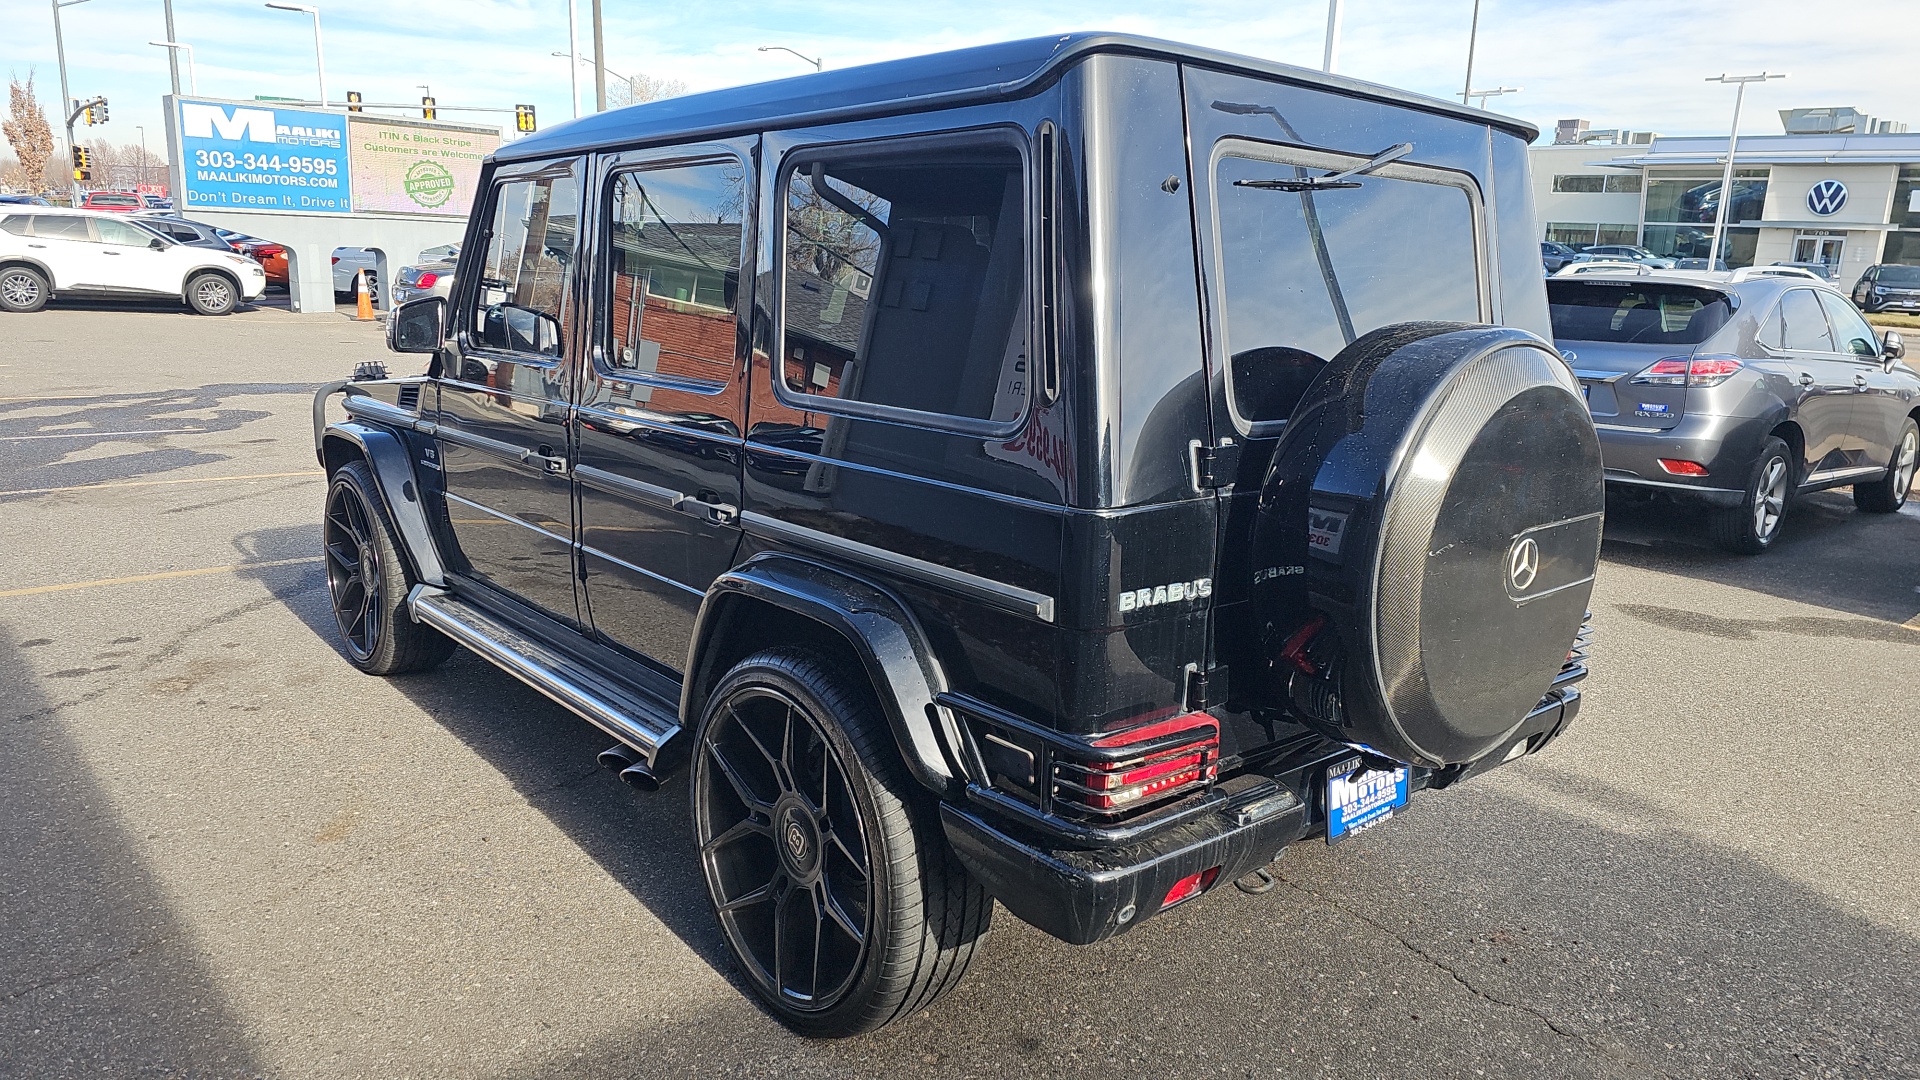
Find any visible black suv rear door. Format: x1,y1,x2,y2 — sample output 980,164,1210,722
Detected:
435,158,584,624
573,142,754,670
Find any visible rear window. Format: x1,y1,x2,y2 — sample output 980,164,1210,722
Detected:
1547,281,1733,345
1210,138,1486,433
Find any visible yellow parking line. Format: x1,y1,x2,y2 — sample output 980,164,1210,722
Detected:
0,471,323,496
0,556,324,599
1906,613,1920,631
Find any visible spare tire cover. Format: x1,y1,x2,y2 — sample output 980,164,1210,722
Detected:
1248,323,1603,767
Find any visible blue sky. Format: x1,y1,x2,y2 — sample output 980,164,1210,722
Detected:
3,0,1909,161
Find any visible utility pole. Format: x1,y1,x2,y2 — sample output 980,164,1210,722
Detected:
162,0,181,96
566,0,581,118
591,0,606,112
1706,72,1787,267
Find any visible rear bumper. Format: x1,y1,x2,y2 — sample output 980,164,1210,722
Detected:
943,689,1581,945
1596,411,1775,507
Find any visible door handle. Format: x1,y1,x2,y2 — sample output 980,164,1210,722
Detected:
1798,372,1815,387
28,243,46,249
102,250,121,256
1854,374,1869,389
522,444,568,474
673,493,738,526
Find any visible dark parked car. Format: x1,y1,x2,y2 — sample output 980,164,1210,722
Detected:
1551,272,1916,552
0,194,52,206
136,214,232,250
1542,240,1580,272
1853,263,1920,313
315,32,1601,1036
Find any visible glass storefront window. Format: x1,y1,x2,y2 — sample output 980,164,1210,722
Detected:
1546,222,1637,248
1883,231,1920,265
1641,225,1758,268
1644,171,1767,225
1894,167,1920,230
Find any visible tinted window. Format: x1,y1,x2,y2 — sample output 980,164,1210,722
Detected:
1877,265,1920,285
472,169,578,358
779,139,1027,427
0,216,27,236
1816,290,1879,357
603,160,743,387
1772,289,1835,353
1212,140,1483,426
30,215,91,241
95,217,154,247
1547,281,1733,345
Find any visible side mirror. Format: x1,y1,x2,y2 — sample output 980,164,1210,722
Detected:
479,301,562,357
150,237,167,250
1883,329,1905,362
388,295,446,354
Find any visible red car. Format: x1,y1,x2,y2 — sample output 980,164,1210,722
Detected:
79,191,143,212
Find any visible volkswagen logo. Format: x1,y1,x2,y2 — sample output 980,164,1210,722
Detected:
1508,537,1541,592
1807,179,1849,216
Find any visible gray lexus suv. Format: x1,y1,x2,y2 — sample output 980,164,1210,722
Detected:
1550,271,1918,553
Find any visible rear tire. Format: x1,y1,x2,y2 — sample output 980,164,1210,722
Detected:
323,459,455,674
691,648,990,1037
1854,418,1918,513
0,266,50,313
1711,436,1792,554
185,271,237,316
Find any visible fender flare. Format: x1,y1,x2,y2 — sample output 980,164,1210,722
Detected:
319,418,447,587
684,553,962,794
0,255,58,289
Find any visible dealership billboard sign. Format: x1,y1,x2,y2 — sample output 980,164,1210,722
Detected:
169,97,501,218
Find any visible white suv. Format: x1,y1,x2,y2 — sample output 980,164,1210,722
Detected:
0,208,267,315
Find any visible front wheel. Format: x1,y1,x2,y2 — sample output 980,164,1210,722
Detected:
1711,436,1792,555
691,649,990,1037
0,265,50,313
1854,418,1919,513
185,271,237,316
323,460,455,674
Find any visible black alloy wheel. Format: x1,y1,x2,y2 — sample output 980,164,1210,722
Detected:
322,460,454,674
0,266,49,313
692,650,990,1037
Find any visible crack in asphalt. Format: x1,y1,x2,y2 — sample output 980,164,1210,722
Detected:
1273,873,1679,1079
2,936,165,1002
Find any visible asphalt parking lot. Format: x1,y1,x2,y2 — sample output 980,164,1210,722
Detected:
3,302,1917,1080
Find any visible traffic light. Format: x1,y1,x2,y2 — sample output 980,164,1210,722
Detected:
346,91,363,113
421,96,436,120
94,99,108,124
515,104,536,133
71,146,92,181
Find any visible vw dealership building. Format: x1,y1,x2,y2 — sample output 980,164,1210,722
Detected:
1531,108,1919,285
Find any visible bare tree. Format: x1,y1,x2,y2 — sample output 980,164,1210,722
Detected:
2,75,55,194
81,141,169,191
607,72,688,109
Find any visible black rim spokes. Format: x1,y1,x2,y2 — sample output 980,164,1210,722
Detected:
698,688,871,1010
323,485,380,659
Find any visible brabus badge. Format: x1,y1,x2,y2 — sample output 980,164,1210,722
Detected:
1117,578,1213,613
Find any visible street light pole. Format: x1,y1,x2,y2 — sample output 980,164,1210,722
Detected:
757,46,823,72
1706,72,1787,267
566,0,581,118
1322,0,1343,73
50,0,92,203
148,42,197,95
591,0,606,112
264,3,327,106
162,0,181,96
136,124,146,189
1461,0,1482,103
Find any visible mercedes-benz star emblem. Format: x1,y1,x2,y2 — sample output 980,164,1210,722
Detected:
1509,537,1540,592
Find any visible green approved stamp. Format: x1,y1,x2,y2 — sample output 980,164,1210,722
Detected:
403,159,456,209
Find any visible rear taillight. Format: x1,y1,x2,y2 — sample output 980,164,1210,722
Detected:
1657,459,1709,476
330,256,340,264
415,272,439,288
1632,356,1744,386
1052,712,1220,816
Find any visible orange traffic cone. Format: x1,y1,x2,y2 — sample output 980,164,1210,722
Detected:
355,269,374,322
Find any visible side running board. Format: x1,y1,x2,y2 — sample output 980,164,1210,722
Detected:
407,586,681,768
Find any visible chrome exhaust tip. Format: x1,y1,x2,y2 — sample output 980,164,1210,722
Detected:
598,744,640,771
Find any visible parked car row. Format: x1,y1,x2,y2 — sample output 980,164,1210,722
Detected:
0,206,266,315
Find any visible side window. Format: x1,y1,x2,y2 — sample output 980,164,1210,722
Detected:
0,216,28,236
1776,289,1835,353
1816,290,1879,358
30,215,92,241
602,159,744,389
95,217,155,248
778,136,1028,430
471,169,579,359
1211,140,1485,431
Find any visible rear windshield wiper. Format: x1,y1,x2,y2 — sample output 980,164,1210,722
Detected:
1232,143,1414,192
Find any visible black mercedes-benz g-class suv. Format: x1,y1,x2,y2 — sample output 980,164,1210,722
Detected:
315,33,1601,1037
